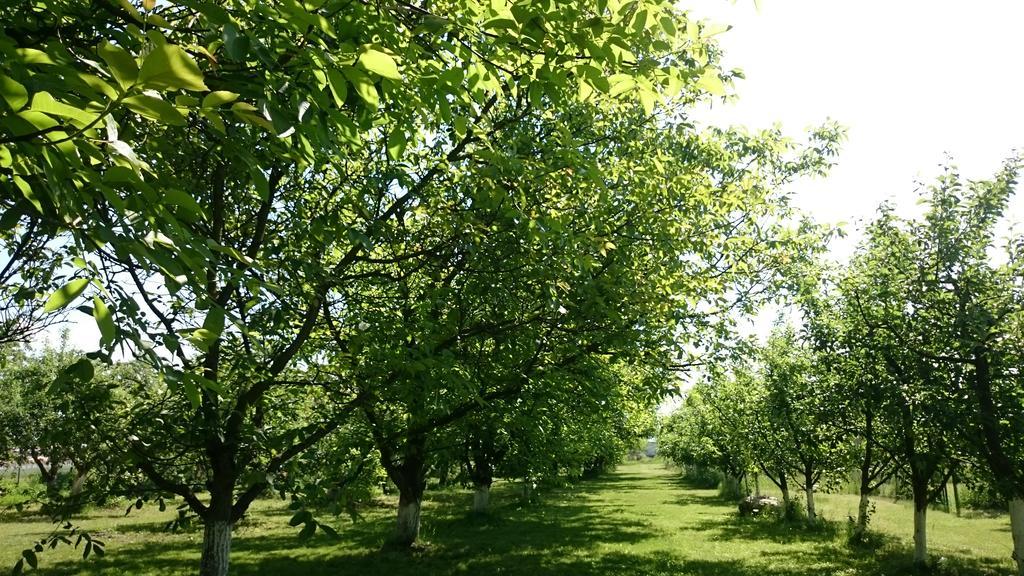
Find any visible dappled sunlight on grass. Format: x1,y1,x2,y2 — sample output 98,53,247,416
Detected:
0,460,1016,575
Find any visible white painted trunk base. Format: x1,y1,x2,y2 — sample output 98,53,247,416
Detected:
805,488,816,523
473,485,490,513
199,520,232,576
1009,498,1024,576
913,507,928,566
857,492,870,530
395,500,421,545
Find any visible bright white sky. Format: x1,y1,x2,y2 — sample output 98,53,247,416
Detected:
692,0,1024,260
661,0,1024,407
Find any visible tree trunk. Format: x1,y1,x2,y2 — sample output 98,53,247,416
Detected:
200,441,236,576
199,520,232,576
913,504,928,567
70,468,88,497
856,414,875,534
1010,498,1024,576
521,478,533,503
779,472,791,517
952,476,961,517
473,483,490,513
394,489,422,546
753,473,761,497
805,486,816,524
856,491,871,534
804,467,816,524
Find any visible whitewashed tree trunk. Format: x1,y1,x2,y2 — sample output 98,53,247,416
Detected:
395,497,421,546
1009,498,1024,576
70,469,87,496
913,506,928,566
805,487,816,524
857,492,871,532
473,485,490,513
199,520,232,576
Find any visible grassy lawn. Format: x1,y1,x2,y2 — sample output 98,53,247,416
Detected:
0,460,1015,575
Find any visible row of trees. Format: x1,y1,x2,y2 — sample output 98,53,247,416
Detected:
661,160,1024,572
0,340,655,512
1,1,839,575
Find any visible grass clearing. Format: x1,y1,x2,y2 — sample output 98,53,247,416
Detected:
0,460,1015,575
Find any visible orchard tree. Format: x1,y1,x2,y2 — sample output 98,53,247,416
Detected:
2,1,722,574
896,160,1024,573
802,278,899,539
663,372,756,494
757,325,851,524
840,205,965,567
0,339,110,500
333,105,839,546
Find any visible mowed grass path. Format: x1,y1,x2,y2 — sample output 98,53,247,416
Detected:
0,460,1016,575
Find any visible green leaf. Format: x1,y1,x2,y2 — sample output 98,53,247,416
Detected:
0,74,28,111
342,67,378,110
182,375,201,408
696,69,726,96
93,296,116,346
98,41,139,89
189,326,223,353
13,558,23,576
165,188,207,220
65,358,95,383
386,130,407,161
326,68,348,108
222,22,250,60
357,48,401,81
44,278,91,312
30,92,99,125
202,91,239,108
202,306,225,338
16,48,54,65
138,43,209,92
123,94,187,125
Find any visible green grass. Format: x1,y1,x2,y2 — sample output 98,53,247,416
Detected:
0,460,1016,575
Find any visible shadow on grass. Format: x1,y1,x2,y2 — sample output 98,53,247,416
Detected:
691,513,843,544
32,467,1015,576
